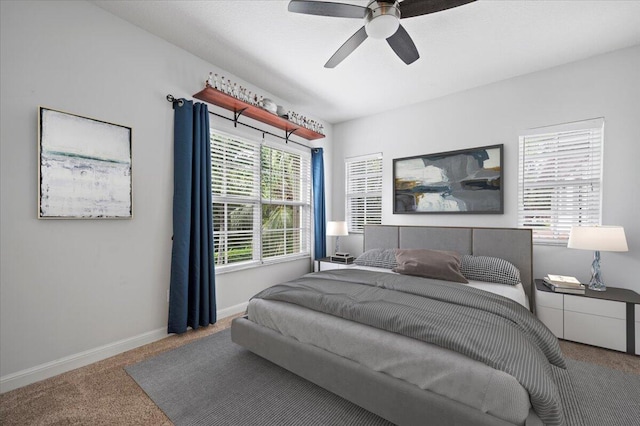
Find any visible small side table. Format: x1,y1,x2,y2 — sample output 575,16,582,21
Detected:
534,279,639,354
315,257,356,272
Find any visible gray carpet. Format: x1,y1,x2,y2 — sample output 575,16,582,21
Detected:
567,358,640,426
126,329,640,426
126,329,392,426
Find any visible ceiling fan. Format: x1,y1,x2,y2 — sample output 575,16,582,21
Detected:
288,0,476,68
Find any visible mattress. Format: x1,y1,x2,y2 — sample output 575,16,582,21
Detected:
351,265,530,309
248,298,533,425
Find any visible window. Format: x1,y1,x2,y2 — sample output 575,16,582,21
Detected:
261,145,311,259
211,129,311,268
345,153,383,233
518,118,603,245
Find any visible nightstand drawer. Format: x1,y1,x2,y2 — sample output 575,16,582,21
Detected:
318,261,355,271
564,311,626,352
536,306,563,338
535,288,563,309
320,262,344,271
564,296,625,319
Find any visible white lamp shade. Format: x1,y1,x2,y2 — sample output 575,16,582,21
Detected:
326,221,348,236
567,226,628,252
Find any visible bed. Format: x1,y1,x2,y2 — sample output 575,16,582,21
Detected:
231,225,578,426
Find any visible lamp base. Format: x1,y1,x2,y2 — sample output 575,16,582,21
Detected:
587,250,606,291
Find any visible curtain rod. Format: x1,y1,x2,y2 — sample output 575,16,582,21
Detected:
166,94,314,152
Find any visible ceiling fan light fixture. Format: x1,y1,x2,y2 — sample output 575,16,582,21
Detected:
365,1,400,39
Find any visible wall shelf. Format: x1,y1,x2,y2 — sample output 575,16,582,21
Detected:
193,85,325,141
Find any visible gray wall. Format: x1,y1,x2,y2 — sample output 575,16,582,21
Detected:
0,0,331,387
333,45,640,291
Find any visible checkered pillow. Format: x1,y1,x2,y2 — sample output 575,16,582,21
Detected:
354,248,398,269
460,255,521,286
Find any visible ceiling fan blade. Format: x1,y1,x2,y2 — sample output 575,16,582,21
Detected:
288,0,367,19
386,24,419,65
399,0,476,19
325,26,368,68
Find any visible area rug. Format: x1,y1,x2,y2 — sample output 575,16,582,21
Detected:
126,329,391,425
568,358,640,426
126,329,640,426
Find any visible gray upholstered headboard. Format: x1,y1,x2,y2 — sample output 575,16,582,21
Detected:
363,225,534,308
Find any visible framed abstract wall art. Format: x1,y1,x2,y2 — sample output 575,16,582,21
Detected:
38,107,132,219
393,144,503,214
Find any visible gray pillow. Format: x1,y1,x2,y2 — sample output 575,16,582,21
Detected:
354,248,398,269
460,255,521,286
393,249,468,283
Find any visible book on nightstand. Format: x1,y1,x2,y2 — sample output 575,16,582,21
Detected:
545,274,581,286
330,256,355,264
543,275,585,294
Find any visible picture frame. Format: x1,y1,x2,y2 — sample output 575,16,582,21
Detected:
393,144,503,214
38,107,132,219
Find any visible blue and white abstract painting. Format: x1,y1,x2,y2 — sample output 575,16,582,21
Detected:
39,108,132,218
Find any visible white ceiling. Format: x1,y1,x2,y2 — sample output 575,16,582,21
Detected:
92,0,640,124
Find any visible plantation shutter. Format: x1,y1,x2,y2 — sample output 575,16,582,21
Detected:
346,153,383,233
518,118,603,245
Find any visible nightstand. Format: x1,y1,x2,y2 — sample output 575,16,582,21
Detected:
534,279,640,354
315,257,356,272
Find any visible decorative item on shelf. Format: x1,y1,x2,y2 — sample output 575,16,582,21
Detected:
326,221,349,256
262,98,277,114
567,226,628,291
220,76,227,93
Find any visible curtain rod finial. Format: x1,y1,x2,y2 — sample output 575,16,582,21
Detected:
166,94,184,107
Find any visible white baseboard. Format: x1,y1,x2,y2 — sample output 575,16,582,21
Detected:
217,301,248,319
0,302,248,394
0,327,168,394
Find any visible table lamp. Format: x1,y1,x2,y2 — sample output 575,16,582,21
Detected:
326,221,348,255
567,226,628,291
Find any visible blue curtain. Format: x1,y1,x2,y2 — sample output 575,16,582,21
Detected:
168,100,216,334
311,148,326,259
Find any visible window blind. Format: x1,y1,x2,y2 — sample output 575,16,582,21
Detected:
211,130,311,268
346,153,383,233
211,131,261,267
518,118,603,245
261,144,311,260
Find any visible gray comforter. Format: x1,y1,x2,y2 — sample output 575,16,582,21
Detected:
252,269,568,426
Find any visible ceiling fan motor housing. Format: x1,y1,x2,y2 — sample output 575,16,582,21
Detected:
365,1,401,39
